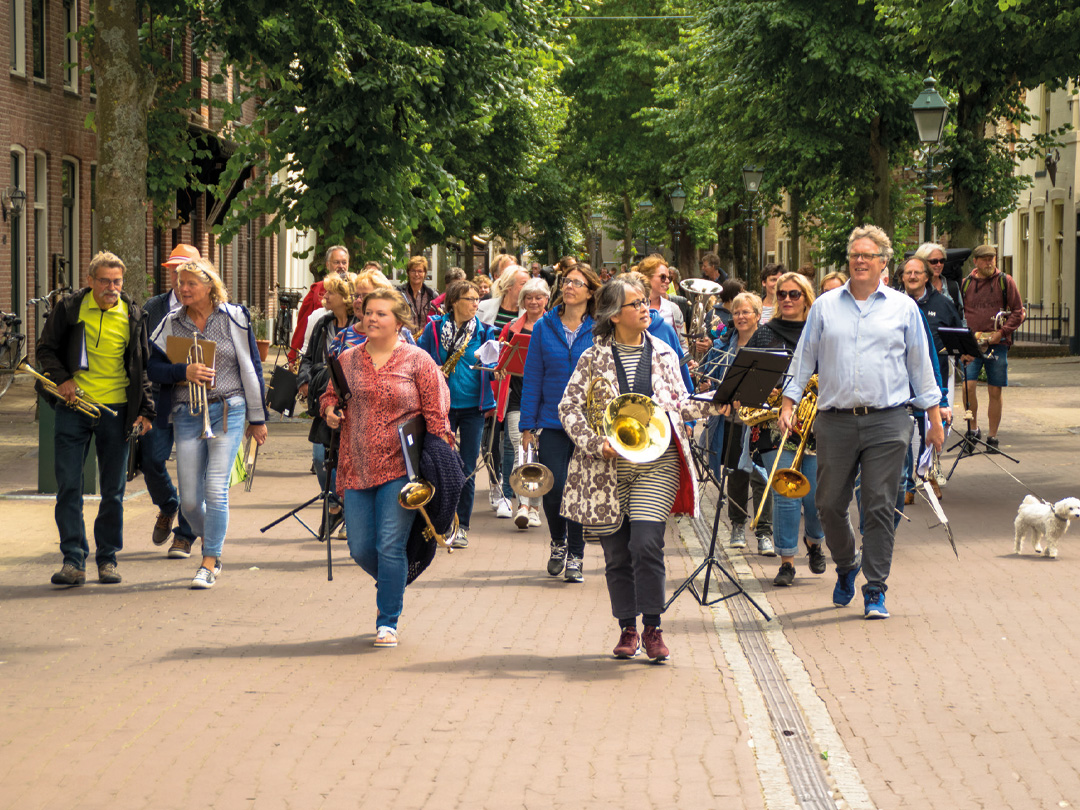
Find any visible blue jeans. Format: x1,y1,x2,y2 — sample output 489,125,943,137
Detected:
964,346,1008,387
139,421,196,542
343,477,415,630
760,448,824,557
449,407,485,529
537,428,584,557
312,442,338,498
173,396,247,558
54,404,129,568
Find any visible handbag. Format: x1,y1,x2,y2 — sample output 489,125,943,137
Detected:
266,362,299,416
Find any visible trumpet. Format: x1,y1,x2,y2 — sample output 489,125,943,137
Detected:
17,361,118,418
509,443,554,499
187,333,215,440
585,376,672,464
399,478,458,551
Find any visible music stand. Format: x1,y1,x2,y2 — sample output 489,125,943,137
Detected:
666,348,788,619
938,327,1019,478
259,356,351,581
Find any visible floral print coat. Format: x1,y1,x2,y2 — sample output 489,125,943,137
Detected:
557,333,718,526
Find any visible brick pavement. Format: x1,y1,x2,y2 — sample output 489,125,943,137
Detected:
1,356,1078,809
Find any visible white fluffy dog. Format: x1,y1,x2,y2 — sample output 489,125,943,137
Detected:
1013,495,1080,559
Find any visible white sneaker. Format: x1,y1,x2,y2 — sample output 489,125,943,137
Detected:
514,505,530,529
496,498,513,519
191,566,216,589
527,507,541,528
488,488,500,511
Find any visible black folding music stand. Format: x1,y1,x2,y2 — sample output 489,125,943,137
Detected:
666,348,789,619
938,327,1018,478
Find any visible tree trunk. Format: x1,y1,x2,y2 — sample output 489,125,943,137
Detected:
621,193,633,267
949,91,984,249
88,0,155,302
867,114,894,241
788,188,802,269
463,239,474,277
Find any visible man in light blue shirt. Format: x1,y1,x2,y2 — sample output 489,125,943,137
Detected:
779,225,944,620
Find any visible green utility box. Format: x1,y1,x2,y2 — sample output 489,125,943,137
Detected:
37,397,98,495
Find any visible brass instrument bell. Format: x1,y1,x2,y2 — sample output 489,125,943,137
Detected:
509,443,554,499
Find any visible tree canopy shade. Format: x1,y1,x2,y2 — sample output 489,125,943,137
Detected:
201,0,556,259
877,0,1080,247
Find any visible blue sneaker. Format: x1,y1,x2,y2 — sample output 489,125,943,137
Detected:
832,552,862,607
864,588,889,619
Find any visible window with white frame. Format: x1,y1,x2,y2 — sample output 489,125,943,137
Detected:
10,0,26,74
31,0,45,80
33,151,47,316
63,0,78,91
61,158,79,287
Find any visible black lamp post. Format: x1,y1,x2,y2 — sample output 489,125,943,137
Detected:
741,166,764,285
911,74,949,243
637,200,653,256
669,181,686,271
590,212,604,267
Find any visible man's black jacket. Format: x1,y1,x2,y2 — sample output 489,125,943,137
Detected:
36,288,155,431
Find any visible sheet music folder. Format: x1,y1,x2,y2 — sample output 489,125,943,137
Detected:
708,348,791,407
398,415,425,480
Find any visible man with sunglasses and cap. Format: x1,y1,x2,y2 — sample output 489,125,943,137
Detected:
141,244,202,558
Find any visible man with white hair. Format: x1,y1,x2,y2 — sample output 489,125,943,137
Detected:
780,225,944,620
289,245,350,361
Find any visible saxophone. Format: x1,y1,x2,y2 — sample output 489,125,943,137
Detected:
737,388,783,426
441,340,470,377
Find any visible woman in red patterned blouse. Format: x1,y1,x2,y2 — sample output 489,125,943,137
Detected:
322,288,452,648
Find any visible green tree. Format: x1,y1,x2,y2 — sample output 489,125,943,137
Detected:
878,0,1080,247
201,0,552,261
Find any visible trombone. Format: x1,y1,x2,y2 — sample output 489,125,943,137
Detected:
750,375,819,528
187,333,215,439
17,361,118,418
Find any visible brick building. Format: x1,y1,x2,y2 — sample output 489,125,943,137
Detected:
1,0,275,362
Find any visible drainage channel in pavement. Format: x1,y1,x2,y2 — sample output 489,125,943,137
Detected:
681,496,876,810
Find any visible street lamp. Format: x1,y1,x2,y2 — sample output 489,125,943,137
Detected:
741,166,764,285
669,182,686,271
637,199,653,256
590,212,604,268
911,74,949,243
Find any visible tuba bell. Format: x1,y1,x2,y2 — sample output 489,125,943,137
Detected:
681,277,724,362
509,443,554,499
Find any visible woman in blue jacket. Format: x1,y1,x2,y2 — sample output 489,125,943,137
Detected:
519,264,601,582
418,280,497,549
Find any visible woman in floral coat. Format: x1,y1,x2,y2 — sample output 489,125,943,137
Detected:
558,277,724,663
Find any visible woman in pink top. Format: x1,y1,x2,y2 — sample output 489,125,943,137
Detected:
323,288,452,648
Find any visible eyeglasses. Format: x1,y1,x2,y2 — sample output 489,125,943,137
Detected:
563,279,587,289
92,277,124,287
621,298,649,310
927,258,945,265
459,296,481,303
731,309,757,318
656,274,671,282
848,252,883,261
776,289,804,300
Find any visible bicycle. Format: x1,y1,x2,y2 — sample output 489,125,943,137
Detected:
0,310,26,399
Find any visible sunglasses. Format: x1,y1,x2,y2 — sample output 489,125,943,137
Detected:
927,258,945,265
776,289,804,300
656,274,671,282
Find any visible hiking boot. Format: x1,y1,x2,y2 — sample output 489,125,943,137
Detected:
168,536,193,559
641,626,670,662
50,563,85,587
97,562,122,584
152,510,176,546
547,541,567,576
728,522,746,548
612,627,640,659
773,562,795,587
564,555,584,583
805,539,826,575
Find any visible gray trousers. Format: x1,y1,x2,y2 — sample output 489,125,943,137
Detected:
600,518,667,620
815,408,912,594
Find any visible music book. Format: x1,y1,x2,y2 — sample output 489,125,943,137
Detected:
496,332,531,376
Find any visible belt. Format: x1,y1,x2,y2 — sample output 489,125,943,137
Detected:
820,405,901,416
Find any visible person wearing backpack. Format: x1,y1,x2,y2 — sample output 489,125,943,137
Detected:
960,245,1025,452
